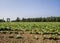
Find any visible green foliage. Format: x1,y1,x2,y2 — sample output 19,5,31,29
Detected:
16,35,23,39
0,22,60,34
16,16,60,22
34,35,39,40
0,18,5,22
43,35,47,40
15,17,20,22
43,34,58,40
7,18,10,22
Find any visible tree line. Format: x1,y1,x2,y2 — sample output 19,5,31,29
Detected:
0,16,60,22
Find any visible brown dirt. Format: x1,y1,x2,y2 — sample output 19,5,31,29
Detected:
0,31,60,43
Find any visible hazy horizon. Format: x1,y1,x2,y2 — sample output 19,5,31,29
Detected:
0,0,60,20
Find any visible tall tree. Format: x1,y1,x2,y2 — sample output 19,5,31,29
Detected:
7,18,10,22
16,17,20,22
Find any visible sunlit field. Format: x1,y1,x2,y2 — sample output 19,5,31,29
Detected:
0,22,60,34
0,22,60,43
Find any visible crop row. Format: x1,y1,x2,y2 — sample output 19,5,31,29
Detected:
0,22,60,34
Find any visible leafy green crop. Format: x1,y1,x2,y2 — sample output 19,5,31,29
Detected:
0,22,60,34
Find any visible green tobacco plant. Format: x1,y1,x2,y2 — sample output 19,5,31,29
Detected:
0,22,60,34
34,35,39,40
16,35,23,39
43,35,47,40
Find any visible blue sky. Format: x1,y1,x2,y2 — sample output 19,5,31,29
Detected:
0,0,60,20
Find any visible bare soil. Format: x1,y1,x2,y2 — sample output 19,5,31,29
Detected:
0,31,60,43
